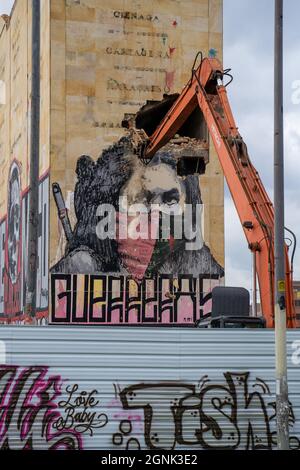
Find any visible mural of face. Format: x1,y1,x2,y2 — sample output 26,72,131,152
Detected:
7,163,21,284
120,161,186,212
51,136,223,280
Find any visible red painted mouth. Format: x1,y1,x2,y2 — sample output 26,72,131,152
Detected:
116,211,159,280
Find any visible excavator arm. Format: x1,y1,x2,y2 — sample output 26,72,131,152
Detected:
143,55,296,328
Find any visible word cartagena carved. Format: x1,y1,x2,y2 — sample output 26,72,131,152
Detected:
1,366,300,450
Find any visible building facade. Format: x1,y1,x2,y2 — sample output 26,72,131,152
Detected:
0,0,224,325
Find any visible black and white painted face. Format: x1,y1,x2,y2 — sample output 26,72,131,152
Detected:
120,160,186,214
8,165,21,284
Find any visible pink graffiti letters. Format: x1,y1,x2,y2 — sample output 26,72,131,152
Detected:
0,366,82,449
54,384,108,435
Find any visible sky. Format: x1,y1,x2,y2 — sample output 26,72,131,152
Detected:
1,0,299,300
0,0,12,16
223,0,300,296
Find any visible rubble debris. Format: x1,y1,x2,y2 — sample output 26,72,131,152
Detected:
162,136,209,176
121,94,209,175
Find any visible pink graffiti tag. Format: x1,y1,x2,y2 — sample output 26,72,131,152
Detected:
0,365,82,450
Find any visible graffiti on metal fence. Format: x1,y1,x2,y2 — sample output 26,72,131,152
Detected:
50,137,224,326
51,273,220,325
1,367,299,450
114,372,300,450
0,366,81,449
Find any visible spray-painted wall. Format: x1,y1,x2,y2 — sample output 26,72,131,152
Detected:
0,174,49,323
0,328,299,450
49,0,224,326
0,0,224,324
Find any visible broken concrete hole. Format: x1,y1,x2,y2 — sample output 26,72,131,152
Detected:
122,94,209,176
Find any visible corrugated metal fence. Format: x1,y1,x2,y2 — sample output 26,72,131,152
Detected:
0,327,299,450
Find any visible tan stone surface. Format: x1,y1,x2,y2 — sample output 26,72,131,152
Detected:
49,0,224,268
0,20,10,216
0,1,224,270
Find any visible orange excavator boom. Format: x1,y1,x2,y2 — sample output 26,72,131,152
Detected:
144,55,296,328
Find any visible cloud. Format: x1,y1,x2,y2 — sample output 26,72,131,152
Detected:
0,0,299,298
224,193,252,291
224,0,300,295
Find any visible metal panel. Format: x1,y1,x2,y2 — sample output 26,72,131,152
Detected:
0,327,299,450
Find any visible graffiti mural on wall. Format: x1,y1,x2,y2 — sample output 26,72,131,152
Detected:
1,366,299,450
51,136,224,325
0,163,49,323
51,273,221,324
